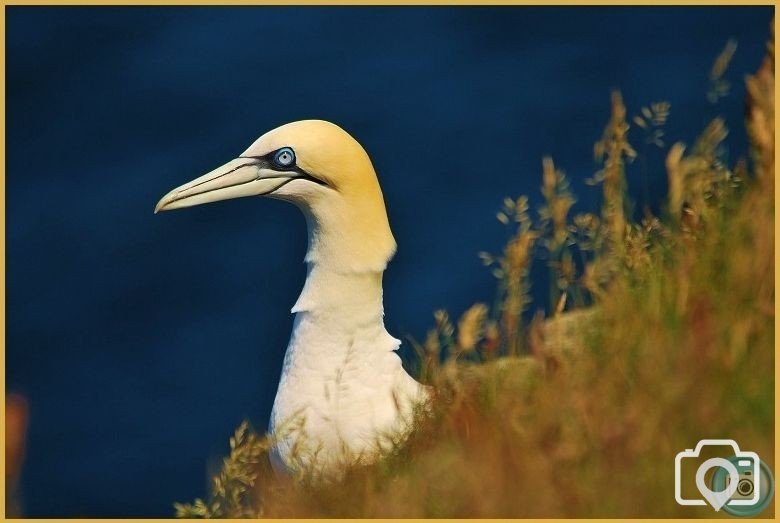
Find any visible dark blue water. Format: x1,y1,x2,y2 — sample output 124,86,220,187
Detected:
6,6,772,516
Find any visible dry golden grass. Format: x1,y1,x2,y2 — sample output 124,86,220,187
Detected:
176,28,774,518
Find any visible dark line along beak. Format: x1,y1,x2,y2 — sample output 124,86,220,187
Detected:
155,158,304,213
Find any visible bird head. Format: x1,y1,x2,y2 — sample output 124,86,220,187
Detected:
155,120,396,272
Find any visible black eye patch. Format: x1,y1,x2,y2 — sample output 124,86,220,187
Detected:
238,149,328,187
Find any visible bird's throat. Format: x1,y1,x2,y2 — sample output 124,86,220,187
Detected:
299,190,397,274
291,263,385,320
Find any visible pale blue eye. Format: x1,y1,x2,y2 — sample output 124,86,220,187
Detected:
273,147,295,168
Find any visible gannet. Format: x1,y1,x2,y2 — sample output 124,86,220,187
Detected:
155,120,428,475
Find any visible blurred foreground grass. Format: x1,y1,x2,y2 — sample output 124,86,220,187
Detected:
176,28,774,518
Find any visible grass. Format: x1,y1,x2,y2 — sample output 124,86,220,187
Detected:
175,27,774,518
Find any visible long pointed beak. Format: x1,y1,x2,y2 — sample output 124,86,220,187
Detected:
155,158,292,213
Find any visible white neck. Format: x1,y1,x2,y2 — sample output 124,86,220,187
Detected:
270,260,405,468
269,189,425,474
289,193,394,316
292,262,384,316
285,260,398,373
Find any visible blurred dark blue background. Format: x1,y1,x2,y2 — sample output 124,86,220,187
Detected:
6,6,772,517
